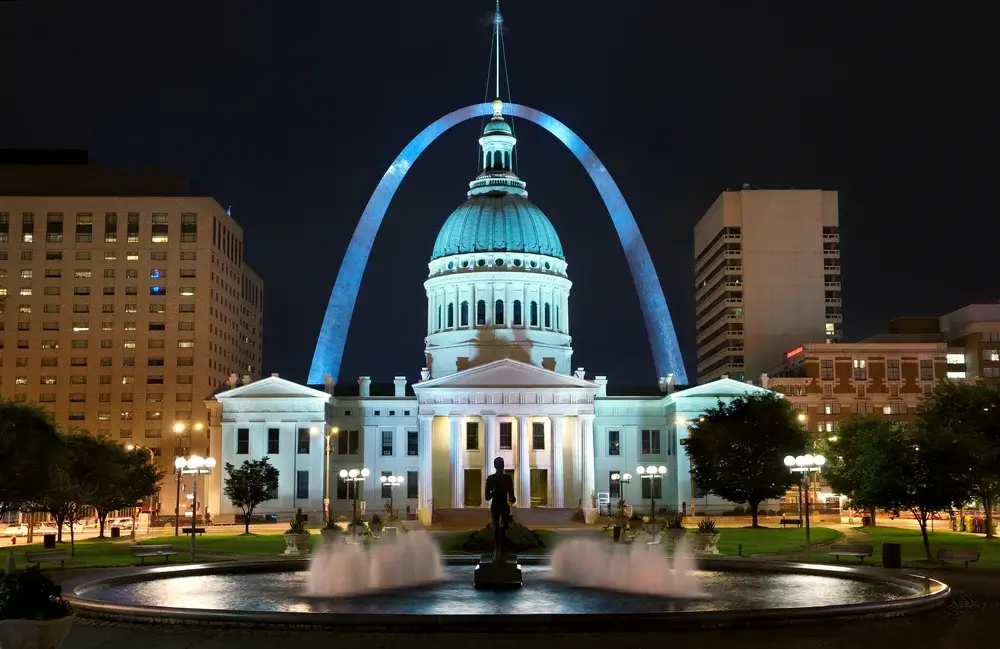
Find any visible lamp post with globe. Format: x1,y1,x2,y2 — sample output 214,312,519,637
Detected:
636,465,667,530
379,474,405,523
783,454,825,557
339,468,370,536
173,454,216,559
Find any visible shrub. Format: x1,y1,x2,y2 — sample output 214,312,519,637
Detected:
0,567,71,620
455,521,548,553
659,510,685,529
697,518,717,534
286,520,309,535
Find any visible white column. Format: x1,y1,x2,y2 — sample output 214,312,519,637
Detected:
483,414,498,507
516,415,531,508
580,414,595,508
450,415,464,508
571,416,582,508
549,415,565,507
418,415,433,512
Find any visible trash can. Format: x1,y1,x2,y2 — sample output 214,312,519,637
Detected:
613,525,622,542
882,542,902,569
861,515,872,527
110,526,121,539
43,534,56,549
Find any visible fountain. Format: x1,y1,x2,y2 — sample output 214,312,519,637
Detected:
305,531,443,596
549,537,702,598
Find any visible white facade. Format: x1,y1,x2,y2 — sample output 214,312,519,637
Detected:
208,366,771,523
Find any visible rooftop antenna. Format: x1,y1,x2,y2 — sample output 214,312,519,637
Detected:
494,0,501,99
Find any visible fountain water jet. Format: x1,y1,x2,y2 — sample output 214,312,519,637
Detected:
549,537,703,598
305,531,444,596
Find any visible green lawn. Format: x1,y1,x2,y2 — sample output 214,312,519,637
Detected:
838,526,1000,570
715,526,841,557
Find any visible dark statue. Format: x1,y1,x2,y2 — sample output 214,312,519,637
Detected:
484,456,516,561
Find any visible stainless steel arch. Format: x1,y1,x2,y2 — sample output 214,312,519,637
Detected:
308,102,688,385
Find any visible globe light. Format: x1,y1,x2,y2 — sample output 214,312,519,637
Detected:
803,454,814,466
813,455,826,466
204,457,217,469
380,475,388,483
611,473,621,481
187,455,205,470
174,457,187,470
193,422,204,431
657,466,667,474
783,455,796,467
636,466,646,475
360,468,371,478
646,465,658,474
348,469,359,478
795,455,806,467
623,473,632,481
173,423,185,433
339,469,348,478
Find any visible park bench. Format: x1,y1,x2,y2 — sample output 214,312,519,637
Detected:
131,544,178,564
181,527,206,535
828,543,874,563
780,518,802,528
937,548,980,568
25,550,71,568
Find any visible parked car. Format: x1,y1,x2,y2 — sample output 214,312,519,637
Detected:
33,522,57,534
3,524,28,538
108,517,134,530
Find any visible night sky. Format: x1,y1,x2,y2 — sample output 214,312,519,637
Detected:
0,1,987,388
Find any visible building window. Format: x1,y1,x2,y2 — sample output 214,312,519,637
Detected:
75,213,93,242
266,428,280,454
984,349,1000,362
513,300,522,326
295,470,309,500
532,422,545,450
381,471,394,498
856,384,867,399
853,359,867,381
297,428,311,454
407,471,419,499
476,300,486,326
407,431,418,456
446,303,454,328
640,475,662,500
822,383,833,398
381,430,393,456
609,470,621,499
495,300,504,326
235,428,249,454
608,430,620,456
641,429,661,455
820,359,834,381
464,422,479,450
46,213,64,243
337,429,360,455
919,359,934,381
151,213,169,243
886,359,900,381
529,301,538,326
889,383,900,398
460,301,469,327
544,303,551,328
499,421,513,450
336,476,359,500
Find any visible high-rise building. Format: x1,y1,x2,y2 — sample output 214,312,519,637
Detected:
694,188,841,383
0,155,263,512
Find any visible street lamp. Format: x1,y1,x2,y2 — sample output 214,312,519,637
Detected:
338,467,369,536
172,421,204,537
311,426,339,524
174,454,216,559
783,454,825,557
379,474,404,521
636,465,667,529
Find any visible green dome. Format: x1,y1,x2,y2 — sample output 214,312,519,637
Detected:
431,192,565,261
483,118,512,135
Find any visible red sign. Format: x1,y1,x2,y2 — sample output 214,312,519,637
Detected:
786,346,804,359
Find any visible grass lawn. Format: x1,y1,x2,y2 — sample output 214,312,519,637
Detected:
840,526,1000,570
716,526,841,557
1,532,323,570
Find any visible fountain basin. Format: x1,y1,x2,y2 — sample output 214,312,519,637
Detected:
64,556,949,631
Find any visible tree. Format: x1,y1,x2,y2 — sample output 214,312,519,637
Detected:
915,382,1000,538
223,458,279,534
38,431,97,548
0,399,62,522
686,392,809,527
903,424,972,559
86,437,138,538
825,416,911,526
119,446,163,540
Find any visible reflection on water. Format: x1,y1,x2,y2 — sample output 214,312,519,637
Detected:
82,566,910,615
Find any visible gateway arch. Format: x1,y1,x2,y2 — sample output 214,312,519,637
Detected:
307,102,689,386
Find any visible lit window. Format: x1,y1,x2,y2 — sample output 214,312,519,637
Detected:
126,252,139,261
178,340,195,348
946,353,964,365
19,288,31,296
150,286,165,295
946,371,966,379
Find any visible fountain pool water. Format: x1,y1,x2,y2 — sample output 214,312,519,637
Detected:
549,537,702,597
305,531,443,596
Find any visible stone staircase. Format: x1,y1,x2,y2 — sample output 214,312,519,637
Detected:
431,507,581,530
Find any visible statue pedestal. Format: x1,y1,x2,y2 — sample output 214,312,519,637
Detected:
474,554,522,589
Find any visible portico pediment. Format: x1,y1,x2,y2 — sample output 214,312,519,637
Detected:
213,376,331,401
414,358,598,392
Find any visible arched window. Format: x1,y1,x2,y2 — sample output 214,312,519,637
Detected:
447,303,454,328
544,303,551,328
513,300,522,326
529,301,538,327
495,299,505,326
477,300,487,326
460,301,469,327
436,306,442,330
555,305,560,330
